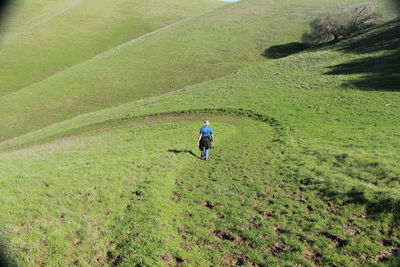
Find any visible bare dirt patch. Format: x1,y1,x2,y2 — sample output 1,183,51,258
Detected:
161,253,174,265
212,229,235,241
199,200,217,209
266,242,289,255
320,232,348,248
302,248,321,259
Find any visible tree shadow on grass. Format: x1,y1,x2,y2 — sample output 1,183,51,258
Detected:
261,42,307,59
325,49,400,91
337,19,400,54
325,19,400,91
167,149,198,158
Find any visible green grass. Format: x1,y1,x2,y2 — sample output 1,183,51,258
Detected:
0,115,268,265
0,0,224,95
0,0,393,142
0,0,399,265
1,110,399,265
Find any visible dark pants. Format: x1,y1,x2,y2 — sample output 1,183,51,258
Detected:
199,136,212,159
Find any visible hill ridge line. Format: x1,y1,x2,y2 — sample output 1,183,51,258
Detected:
93,4,229,60
0,3,229,100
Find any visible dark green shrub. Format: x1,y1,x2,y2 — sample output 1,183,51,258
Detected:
302,3,382,46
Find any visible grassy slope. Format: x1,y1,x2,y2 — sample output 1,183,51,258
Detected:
7,19,399,174
0,0,223,95
0,18,399,266
0,0,382,142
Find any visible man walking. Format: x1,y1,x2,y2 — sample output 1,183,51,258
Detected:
197,120,213,160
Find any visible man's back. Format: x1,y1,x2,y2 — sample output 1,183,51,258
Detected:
200,126,213,137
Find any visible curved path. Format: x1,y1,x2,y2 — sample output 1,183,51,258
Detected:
0,108,286,151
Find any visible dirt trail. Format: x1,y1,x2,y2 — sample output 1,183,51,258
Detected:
0,108,284,151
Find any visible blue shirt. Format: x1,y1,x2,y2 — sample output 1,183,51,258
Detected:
199,126,213,137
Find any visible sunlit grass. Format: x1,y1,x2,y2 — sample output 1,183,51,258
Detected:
0,0,399,265
0,0,392,142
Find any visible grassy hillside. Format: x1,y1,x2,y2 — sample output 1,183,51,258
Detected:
0,0,391,142
0,0,224,95
6,18,398,164
0,13,399,266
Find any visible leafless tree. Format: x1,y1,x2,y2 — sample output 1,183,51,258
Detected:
302,3,382,46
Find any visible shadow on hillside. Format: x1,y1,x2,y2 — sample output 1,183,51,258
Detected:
394,0,400,14
325,19,400,91
0,0,11,33
322,187,400,228
167,149,198,158
0,240,14,267
261,42,307,59
337,20,400,54
325,50,400,91
347,188,400,228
